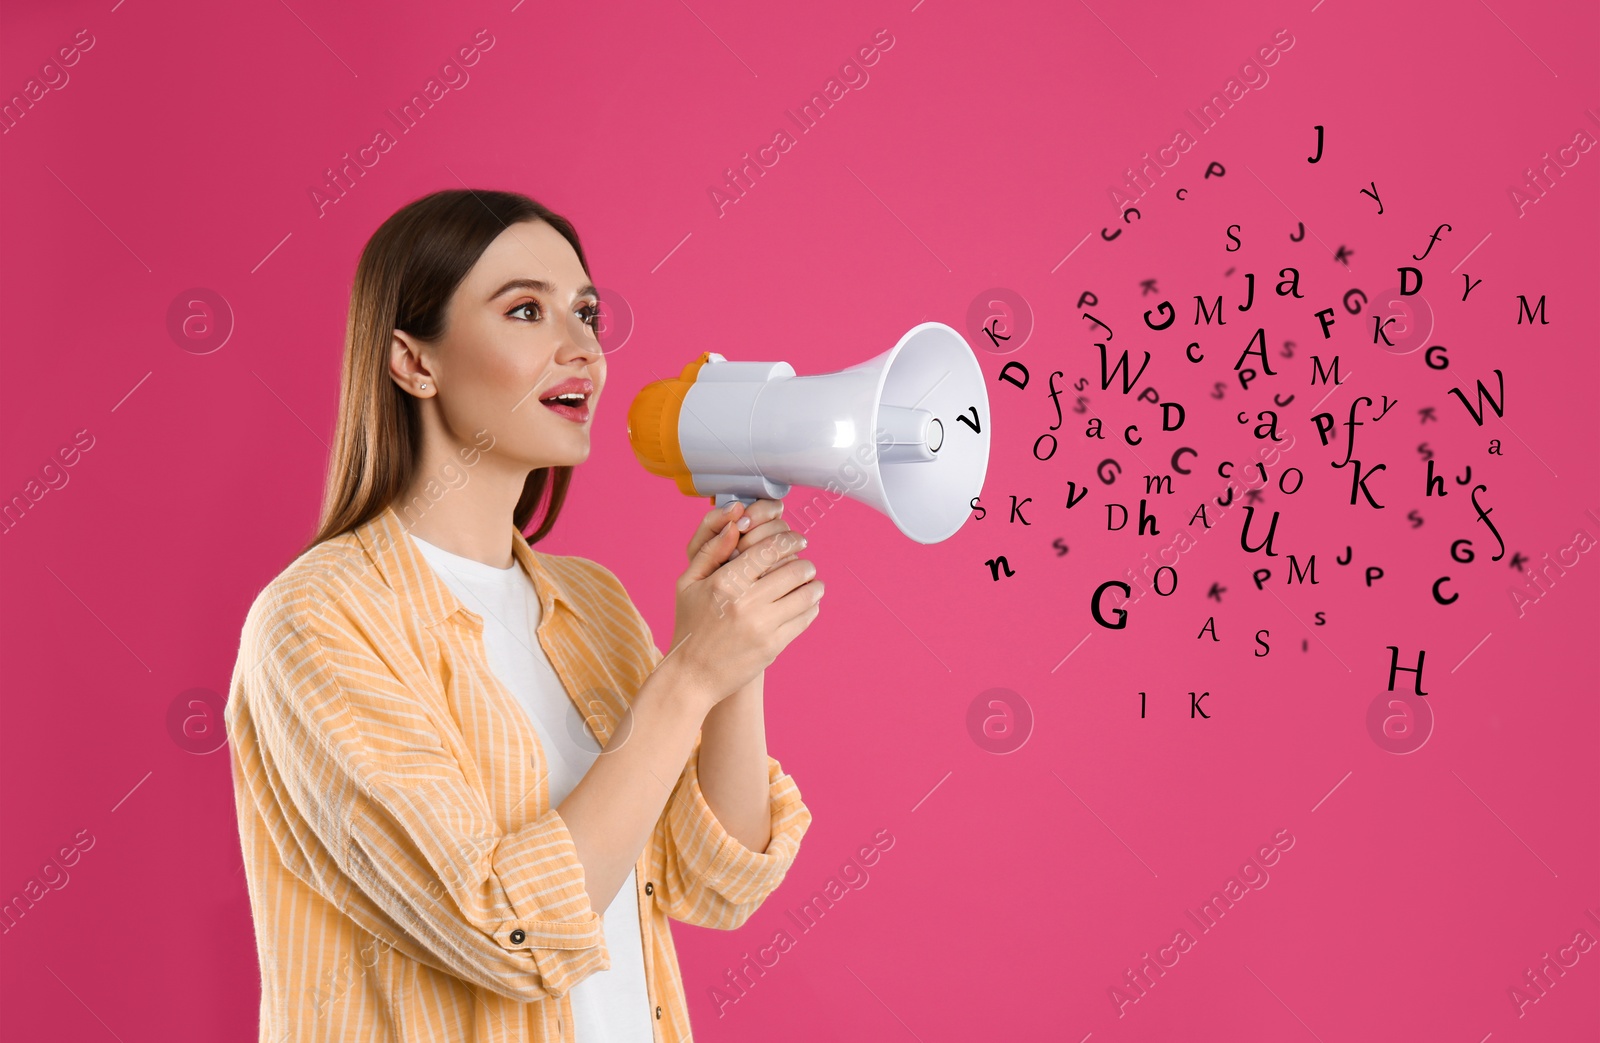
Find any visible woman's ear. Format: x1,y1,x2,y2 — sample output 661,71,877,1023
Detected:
390,330,435,396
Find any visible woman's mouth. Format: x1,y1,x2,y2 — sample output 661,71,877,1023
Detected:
539,391,590,423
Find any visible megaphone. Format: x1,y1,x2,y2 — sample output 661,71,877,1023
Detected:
627,321,989,544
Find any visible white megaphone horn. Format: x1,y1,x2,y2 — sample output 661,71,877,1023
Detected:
626,322,990,545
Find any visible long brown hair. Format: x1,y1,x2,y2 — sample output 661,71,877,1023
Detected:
301,189,593,559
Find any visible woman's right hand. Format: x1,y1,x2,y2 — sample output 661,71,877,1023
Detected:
668,500,822,708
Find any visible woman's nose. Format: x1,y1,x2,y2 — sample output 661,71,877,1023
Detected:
555,314,603,362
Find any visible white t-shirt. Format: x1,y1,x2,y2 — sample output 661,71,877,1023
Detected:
410,532,653,1043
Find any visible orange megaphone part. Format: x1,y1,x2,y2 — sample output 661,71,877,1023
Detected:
627,352,719,505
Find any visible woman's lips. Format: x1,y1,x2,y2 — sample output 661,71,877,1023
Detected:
541,397,590,423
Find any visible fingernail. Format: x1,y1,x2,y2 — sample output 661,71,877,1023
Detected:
730,548,741,559
737,516,751,531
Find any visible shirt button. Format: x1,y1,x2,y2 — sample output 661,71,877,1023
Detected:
655,1005,662,1019
509,929,526,944
644,881,654,896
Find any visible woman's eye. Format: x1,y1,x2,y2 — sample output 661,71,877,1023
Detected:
509,301,541,321
580,303,601,330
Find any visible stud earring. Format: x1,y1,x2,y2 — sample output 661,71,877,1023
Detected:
420,383,428,390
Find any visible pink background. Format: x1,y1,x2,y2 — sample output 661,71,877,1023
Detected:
3,0,1597,1039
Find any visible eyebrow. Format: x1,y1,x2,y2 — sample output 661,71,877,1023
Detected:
487,278,599,303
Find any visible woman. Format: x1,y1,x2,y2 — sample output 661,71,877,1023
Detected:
224,188,821,1042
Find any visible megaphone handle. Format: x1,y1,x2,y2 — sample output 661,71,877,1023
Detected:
711,492,760,509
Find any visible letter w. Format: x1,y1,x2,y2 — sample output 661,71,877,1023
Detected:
1097,343,1151,395
1446,369,1504,425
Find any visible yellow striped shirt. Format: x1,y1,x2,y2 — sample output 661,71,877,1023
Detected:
224,503,812,1041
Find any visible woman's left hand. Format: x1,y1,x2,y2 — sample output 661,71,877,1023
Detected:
684,498,795,572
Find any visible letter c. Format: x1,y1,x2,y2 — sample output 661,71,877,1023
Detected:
1218,460,1234,478
1123,207,1141,224
1171,447,1197,474
1176,188,1188,200
1124,424,1141,445
1432,576,1458,605
1186,341,1204,362
1091,580,1130,629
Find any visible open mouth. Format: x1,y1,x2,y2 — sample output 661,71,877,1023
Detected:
539,391,591,422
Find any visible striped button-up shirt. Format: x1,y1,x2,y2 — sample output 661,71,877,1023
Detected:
224,503,812,1041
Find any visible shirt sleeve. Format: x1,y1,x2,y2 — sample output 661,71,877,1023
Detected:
653,732,812,929
235,589,609,1003
626,599,814,930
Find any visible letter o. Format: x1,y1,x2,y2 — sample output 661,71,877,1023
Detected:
1033,432,1057,461
1091,580,1130,629
1450,538,1474,563
1277,467,1304,494
1153,566,1178,596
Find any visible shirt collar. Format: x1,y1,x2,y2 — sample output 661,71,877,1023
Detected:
352,503,579,629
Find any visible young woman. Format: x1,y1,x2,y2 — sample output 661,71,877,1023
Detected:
225,188,822,1042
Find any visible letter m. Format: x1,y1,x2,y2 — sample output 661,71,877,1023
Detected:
1446,369,1505,425
1097,343,1151,395
1310,355,1343,385
1194,295,1226,325
1516,295,1548,325
1143,475,1173,495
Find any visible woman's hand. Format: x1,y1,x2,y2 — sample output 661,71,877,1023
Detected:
669,499,822,708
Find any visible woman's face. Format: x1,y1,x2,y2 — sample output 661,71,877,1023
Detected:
397,218,606,471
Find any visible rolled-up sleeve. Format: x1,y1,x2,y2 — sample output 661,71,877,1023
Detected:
655,737,811,927
589,557,813,929
237,591,609,1002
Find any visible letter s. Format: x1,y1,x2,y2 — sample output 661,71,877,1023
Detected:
1272,827,1295,851
75,28,97,50
474,28,496,50
874,28,896,49
1274,28,1296,50
873,827,896,850
1254,629,1270,656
